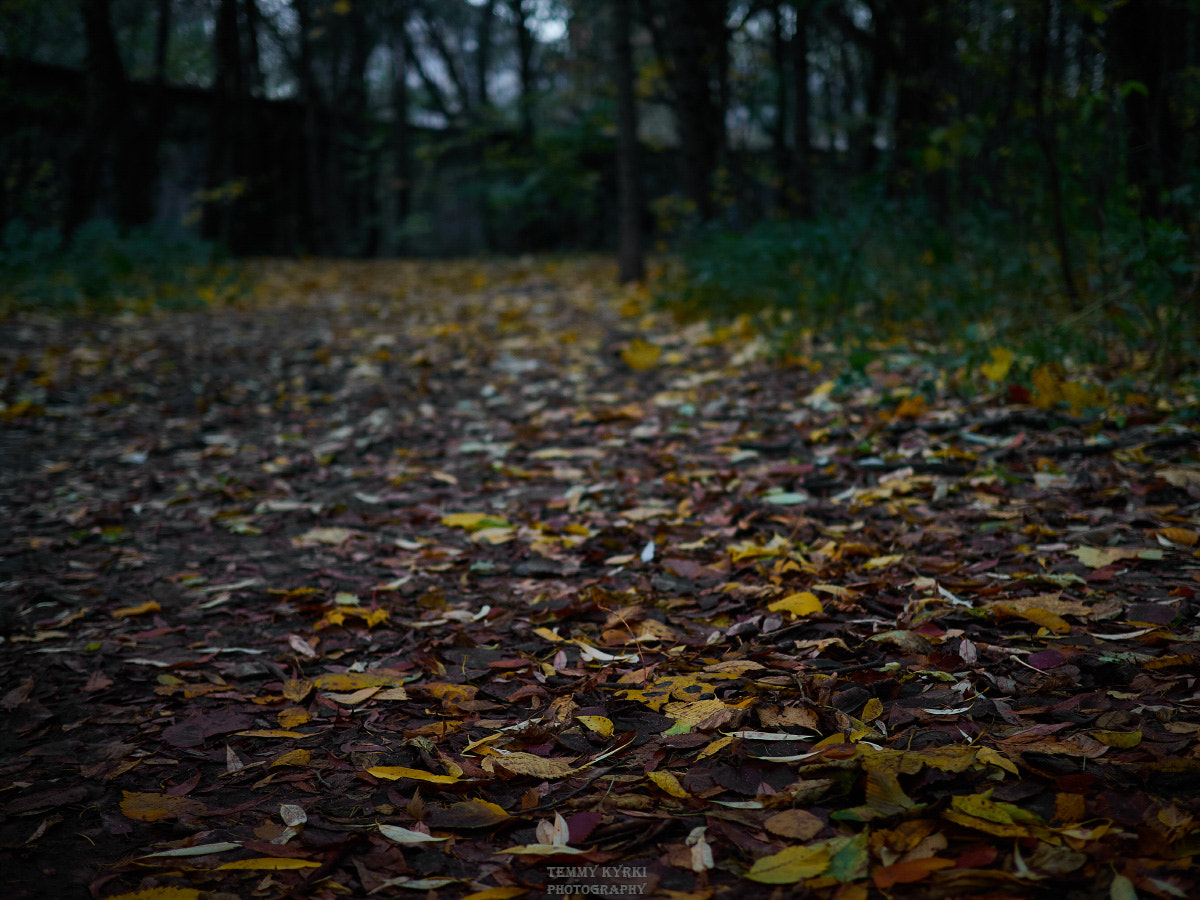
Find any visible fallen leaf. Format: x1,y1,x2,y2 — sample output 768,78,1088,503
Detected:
217,857,320,870
120,792,207,823
621,337,661,371
745,843,832,883
111,600,162,619
873,857,955,888
379,823,447,844
367,766,461,784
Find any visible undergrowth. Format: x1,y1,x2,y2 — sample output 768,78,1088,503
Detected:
0,219,241,316
655,192,1200,395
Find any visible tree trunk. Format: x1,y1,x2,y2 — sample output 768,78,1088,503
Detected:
294,0,331,254
392,25,412,254
476,0,497,109
1032,0,1078,301
511,0,536,148
660,0,728,221
790,1,813,217
770,2,789,204
614,0,643,282
202,0,243,247
65,0,128,236
243,0,266,97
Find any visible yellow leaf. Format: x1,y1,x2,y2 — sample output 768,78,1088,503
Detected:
487,752,577,779
283,678,313,701
861,697,883,722
975,746,1020,775
111,600,162,619
663,698,729,728
269,748,311,767
441,512,511,532
577,715,614,737
1011,606,1072,634
325,686,382,706
746,844,832,883
313,671,410,691
980,346,1014,382
120,792,207,823
1031,364,1063,409
1069,546,1147,568
621,338,661,371
501,843,588,856
1090,730,1142,748
473,526,516,545
99,889,203,900
235,729,314,739
1159,527,1199,546
768,592,823,617
461,888,528,900
218,857,320,870
893,395,926,420
332,0,351,13
277,707,311,729
292,526,356,546
647,770,691,798
367,766,461,784
698,735,733,759
863,554,903,570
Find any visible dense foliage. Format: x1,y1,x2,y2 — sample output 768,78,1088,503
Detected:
0,218,236,314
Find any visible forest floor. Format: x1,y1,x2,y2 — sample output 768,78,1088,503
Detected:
1,257,1199,900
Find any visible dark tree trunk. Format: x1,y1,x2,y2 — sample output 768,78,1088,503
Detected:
65,0,128,236
243,0,266,97
659,0,728,221
345,1,377,255
614,0,643,283
510,0,536,148
790,1,813,217
391,4,413,253
476,0,497,109
294,0,331,254
1032,0,1078,301
770,2,789,202
202,0,244,248
117,0,170,226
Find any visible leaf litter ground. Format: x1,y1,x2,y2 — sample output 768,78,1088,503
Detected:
1,257,1199,900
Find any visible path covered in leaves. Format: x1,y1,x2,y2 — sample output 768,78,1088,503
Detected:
2,258,1199,900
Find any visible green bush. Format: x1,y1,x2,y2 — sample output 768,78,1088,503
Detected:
0,219,238,314
658,190,1199,382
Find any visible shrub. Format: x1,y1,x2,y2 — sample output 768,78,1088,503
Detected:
0,219,239,315
657,190,1199,384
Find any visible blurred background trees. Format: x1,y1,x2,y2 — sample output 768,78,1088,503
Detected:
1,0,1197,343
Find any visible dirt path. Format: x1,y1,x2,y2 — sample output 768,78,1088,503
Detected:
2,258,1198,900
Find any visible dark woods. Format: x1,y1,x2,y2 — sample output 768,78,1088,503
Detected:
1,0,1197,275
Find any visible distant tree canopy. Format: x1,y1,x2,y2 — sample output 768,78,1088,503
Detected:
1,0,1197,267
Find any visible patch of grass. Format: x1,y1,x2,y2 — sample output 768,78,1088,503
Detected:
0,219,242,316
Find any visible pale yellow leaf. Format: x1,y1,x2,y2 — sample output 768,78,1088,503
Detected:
980,346,1014,382
218,857,320,870
367,766,461,784
111,600,162,619
768,592,823,616
647,770,691,798
621,337,661,371
746,844,832,883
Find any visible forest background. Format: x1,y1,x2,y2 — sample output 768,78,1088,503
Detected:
1,0,1198,377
